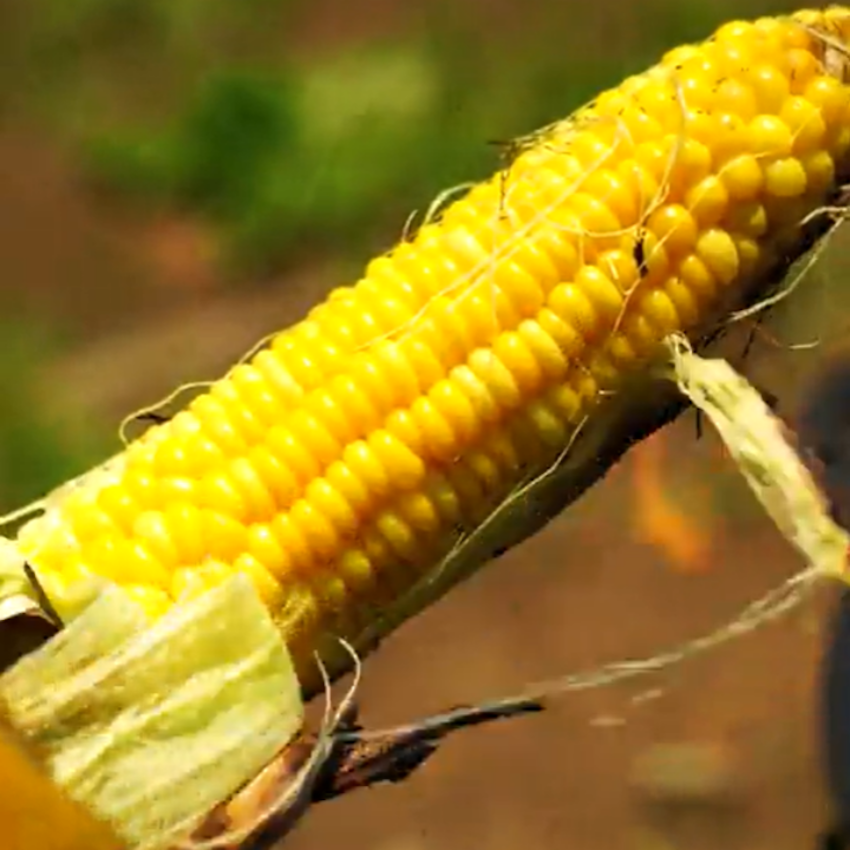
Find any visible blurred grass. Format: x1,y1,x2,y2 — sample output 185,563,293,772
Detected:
0,315,109,510
4,0,797,278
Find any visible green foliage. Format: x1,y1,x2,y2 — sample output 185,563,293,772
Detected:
65,0,792,278
0,320,109,511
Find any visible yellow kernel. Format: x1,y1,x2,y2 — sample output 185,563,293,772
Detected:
695,229,739,285
712,77,758,120
396,491,441,535
233,552,285,607
86,534,132,577
337,549,376,594
575,265,623,326
568,192,622,245
230,364,285,425
326,374,382,435
269,513,312,572
482,430,521,473
668,137,712,195
678,70,717,111
367,430,427,491
247,523,291,575
252,349,305,402
710,112,750,163
227,456,276,520
805,76,850,129
733,235,761,278
304,481,359,544
685,175,729,226
640,289,680,334
124,540,172,588
198,471,249,521
428,378,481,445
276,337,340,386
201,510,249,562
491,332,544,397
266,426,321,484
719,154,764,200
163,503,206,563
325,460,371,515
190,395,249,455
449,364,500,425
97,484,140,531
663,277,700,328
287,409,341,469
408,310,468,369
247,445,300,507
169,411,202,438
580,169,640,227
616,160,660,216
763,157,807,197
181,436,227,477
530,227,581,282
517,319,568,381
442,223,490,270
748,114,793,159
606,331,638,367
384,408,425,457
157,476,197,504
424,472,462,524
151,439,192,478
662,44,702,67
536,308,584,359
374,510,419,562
467,348,522,411
133,511,180,568
646,204,698,257
570,133,615,169
780,96,828,156
548,282,598,338
546,383,583,422
342,441,391,498
525,399,568,447
210,381,265,443
786,49,822,94
746,64,789,113
493,260,548,318
598,249,640,293
802,150,836,196
622,313,659,357
66,497,118,542
409,396,460,460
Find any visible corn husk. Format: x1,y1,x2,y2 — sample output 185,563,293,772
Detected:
0,575,303,850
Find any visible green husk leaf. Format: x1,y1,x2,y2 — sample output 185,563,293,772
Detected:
0,575,304,850
665,332,849,579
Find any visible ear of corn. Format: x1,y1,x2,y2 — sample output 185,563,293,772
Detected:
9,8,850,696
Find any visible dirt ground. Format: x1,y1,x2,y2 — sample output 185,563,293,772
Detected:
0,4,847,847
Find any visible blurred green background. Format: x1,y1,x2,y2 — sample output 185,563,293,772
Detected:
0,0,801,508
0,1,843,848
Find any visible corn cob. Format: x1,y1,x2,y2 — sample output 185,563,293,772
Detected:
11,8,850,696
